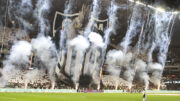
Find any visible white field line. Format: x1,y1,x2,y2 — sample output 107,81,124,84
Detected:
149,94,180,96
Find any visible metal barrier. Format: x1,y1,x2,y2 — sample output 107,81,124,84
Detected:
104,90,180,93
0,88,77,93
0,88,180,93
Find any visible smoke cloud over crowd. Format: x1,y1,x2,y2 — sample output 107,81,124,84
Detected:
0,0,177,91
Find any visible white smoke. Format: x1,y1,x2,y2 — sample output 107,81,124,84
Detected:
31,35,57,82
0,0,176,91
148,63,163,86
34,0,51,35
17,17,33,31
106,49,124,66
0,0,56,88
69,35,90,52
146,11,175,64
84,0,101,37
64,0,75,14
122,52,133,67
106,49,124,88
121,52,135,89
68,35,90,85
135,59,147,72
103,0,120,66
104,1,119,45
153,12,175,67
91,0,101,19
106,50,137,89
87,32,105,88
100,1,120,89
3,41,32,75
0,35,58,86
32,0,55,83
58,0,81,71
0,78,6,88
83,31,104,88
145,11,175,88
135,59,149,90
105,0,119,35
88,32,105,47
19,0,33,16
1,64,15,83
8,41,32,64
123,67,135,89
120,5,143,54
31,36,55,61
24,69,39,82
149,63,163,70
8,0,33,32
0,41,32,86
24,69,46,89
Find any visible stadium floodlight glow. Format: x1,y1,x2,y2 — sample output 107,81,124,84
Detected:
156,7,166,13
136,1,146,6
11,20,15,24
127,0,180,14
147,5,155,9
173,11,179,15
128,0,135,2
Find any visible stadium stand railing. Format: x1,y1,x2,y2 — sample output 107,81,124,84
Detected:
0,88,77,93
0,89,180,93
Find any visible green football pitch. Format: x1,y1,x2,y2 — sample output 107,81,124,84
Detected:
0,93,180,101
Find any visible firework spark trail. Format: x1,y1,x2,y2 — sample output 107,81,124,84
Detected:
34,0,51,35
120,5,143,54
84,0,101,37
0,0,9,54
150,12,176,87
68,35,89,89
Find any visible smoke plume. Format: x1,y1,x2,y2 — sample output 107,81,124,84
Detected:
148,63,163,86
31,35,57,82
84,0,101,37
135,59,149,90
34,0,51,35
8,0,33,33
68,35,89,86
120,5,143,54
1,41,32,86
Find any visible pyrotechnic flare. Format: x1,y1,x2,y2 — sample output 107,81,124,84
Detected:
0,0,177,91
34,0,51,35
120,5,143,54
68,35,89,89
135,59,149,90
83,32,104,89
84,0,101,37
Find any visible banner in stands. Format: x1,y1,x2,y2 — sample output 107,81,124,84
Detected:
52,11,109,37
91,16,109,32
53,11,79,37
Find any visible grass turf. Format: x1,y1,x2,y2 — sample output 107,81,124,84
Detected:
0,93,180,101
